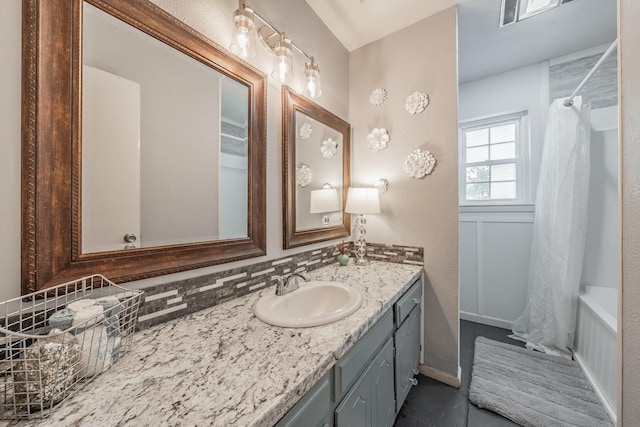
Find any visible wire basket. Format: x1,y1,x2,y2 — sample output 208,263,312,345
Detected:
0,275,143,420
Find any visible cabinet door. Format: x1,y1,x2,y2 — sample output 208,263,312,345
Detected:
335,364,372,427
394,305,421,412
335,338,395,427
371,338,395,427
275,373,332,427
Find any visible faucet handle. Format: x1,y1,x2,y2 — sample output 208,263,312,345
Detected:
294,267,310,281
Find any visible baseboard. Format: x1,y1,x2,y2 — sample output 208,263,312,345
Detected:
574,352,617,424
418,364,461,388
460,311,513,330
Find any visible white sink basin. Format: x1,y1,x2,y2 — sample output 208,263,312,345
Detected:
254,281,363,327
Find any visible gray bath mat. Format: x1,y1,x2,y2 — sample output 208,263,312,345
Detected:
469,337,612,427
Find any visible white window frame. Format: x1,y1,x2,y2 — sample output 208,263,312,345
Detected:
458,111,531,206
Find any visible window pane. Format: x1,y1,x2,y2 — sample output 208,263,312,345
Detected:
491,181,517,199
490,142,516,160
466,183,490,200
466,166,490,183
490,124,516,144
465,129,488,147
491,163,516,182
466,146,489,163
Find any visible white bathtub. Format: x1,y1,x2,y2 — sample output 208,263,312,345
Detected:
574,285,617,423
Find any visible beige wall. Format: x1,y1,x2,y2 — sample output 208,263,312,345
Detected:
0,0,349,299
0,1,21,302
619,0,640,425
349,7,460,380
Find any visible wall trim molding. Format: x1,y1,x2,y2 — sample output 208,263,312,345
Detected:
460,311,513,330
574,352,617,424
418,364,461,388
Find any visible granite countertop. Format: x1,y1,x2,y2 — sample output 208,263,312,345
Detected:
12,261,422,427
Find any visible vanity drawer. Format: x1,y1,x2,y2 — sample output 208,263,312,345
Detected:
275,371,332,427
394,277,422,326
334,310,393,400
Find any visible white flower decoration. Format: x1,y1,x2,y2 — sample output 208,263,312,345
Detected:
404,149,436,178
367,128,390,152
296,164,312,187
405,91,430,115
369,88,387,107
320,138,338,159
299,122,312,140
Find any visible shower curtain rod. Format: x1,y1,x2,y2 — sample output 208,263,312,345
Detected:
563,39,618,107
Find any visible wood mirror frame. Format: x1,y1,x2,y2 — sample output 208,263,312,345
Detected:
21,0,267,293
282,86,351,249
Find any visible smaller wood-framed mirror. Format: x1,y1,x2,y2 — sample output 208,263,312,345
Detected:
282,86,351,249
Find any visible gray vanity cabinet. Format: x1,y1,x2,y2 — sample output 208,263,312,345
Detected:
335,338,395,427
394,298,421,412
274,274,423,427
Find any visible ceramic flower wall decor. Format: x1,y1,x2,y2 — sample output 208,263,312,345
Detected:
296,164,312,187
367,128,390,152
320,138,338,159
405,91,430,115
369,88,387,107
404,149,436,178
299,122,312,140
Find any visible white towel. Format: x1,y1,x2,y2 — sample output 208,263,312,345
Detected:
75,325,120,377
71,304,104,328
67,299,96,312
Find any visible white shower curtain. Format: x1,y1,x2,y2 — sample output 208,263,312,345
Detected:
512,97,591,356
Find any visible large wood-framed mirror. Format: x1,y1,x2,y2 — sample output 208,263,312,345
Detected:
282,86,351,249
22,0,267,293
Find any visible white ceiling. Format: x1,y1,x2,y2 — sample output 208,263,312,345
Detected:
457,0,617,83
305,0,617,83
304,0,459,52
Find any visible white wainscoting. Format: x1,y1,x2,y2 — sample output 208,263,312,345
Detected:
459,206,534,329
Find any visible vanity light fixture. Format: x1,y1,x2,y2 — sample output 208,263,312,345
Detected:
270,33,294,83
229,0,257,58
303,57,322,99
345,188,380,266
231,2,323,97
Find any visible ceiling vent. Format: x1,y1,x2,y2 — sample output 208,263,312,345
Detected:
500,0,574,27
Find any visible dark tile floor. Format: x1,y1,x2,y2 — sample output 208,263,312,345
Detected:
394,320,526,427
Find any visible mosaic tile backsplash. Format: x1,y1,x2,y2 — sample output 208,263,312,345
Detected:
135,242,423,330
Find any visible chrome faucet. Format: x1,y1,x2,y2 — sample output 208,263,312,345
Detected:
273,268,311,296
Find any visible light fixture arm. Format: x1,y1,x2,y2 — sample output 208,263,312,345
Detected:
239,1,320,97
252,9,313,61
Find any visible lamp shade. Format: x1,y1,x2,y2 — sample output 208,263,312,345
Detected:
345,187,380,214
271,36,293,83
310,188,340,213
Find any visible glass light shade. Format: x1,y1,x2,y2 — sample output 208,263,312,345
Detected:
345,188,380,215
310,188,340,213
303,60,322,99
271,37,293,83
229,6,256,58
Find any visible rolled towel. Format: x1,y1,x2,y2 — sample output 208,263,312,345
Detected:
48,308,76,331
75,325,115,378
67,299,96,312
94,296,123,316
71,305,104,329
94,297,123,338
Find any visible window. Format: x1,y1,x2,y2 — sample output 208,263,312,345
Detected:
459,112,529,205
